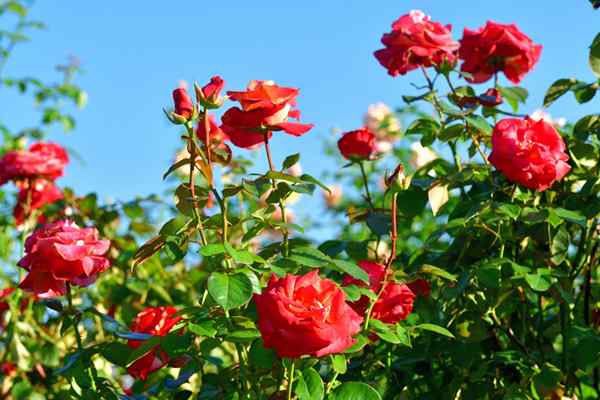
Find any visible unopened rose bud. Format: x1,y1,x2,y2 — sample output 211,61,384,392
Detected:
386,163,411,190
195,76,225,109
172,87,194,120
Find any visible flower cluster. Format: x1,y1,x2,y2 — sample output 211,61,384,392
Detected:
374,10,542,85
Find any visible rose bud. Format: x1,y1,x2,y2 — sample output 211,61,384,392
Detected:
337,128,376,160
459,21,542,84
478,88,503,107
254,271,362,358
172,87,194,121
342,261,415,325
374,10,459,76
489,118,571,191
195,76,225,109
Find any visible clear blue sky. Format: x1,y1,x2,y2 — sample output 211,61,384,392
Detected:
1,1,598,206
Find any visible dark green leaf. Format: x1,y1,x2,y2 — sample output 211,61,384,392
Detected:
207,272,253,310
331,382,382,400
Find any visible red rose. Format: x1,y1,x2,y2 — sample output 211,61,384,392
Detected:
337,128,376,160
374,10,459,76
407,278,431,298
18,220,111,298
254,271,362,358
343,261,415,324
459,21,542,84
127,306,182,380
172,87,194,119
13,179,63,226
489,118,571,191
221,80,313,149
196,75,225,107
0,142,69,185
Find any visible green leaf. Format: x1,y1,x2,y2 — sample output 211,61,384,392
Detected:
366,211,391,236
498,86,528,112
416,323,455,338
590,33,600,78
283,153,300,169
100,343,132,367
265,170,303,184
295,368,324,400
248,340,276,369
289,246,331,267
550,227,570,265
543,78,578,107
163,157,190,180
199,243,225,256
331,382,382,400
466,115,492,135
496,203,521,220
300,173,331,194
188,321,217,338
330,259,369,284
573,82,598,104
525,273,551,292
223,242,255,265
552,207,587,227
225,329,261,343
331,354,347,374
207,272,254,310
420,264,457,281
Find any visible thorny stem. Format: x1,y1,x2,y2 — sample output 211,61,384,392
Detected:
358,161,374,209
202,107,212,166
66,283,98,390
287,360,295,400
364,192,398,330
185,123,208,246
264,132,290,256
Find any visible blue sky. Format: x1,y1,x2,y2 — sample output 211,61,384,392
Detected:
1,1,598,207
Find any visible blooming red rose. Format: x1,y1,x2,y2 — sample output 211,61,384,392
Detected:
172,87,194,119
489,118,571,191
337,128,376,160
374,10,459,76
13,179,63,226
254,271,362,358
459,21,542,84
0,142,69,185
342,261,415,324
18,220,111,298
196,75,225,107
407,278,431,298
127,306,182,380
221,80,313,149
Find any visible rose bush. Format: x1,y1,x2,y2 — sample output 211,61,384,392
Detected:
2,2,600,400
